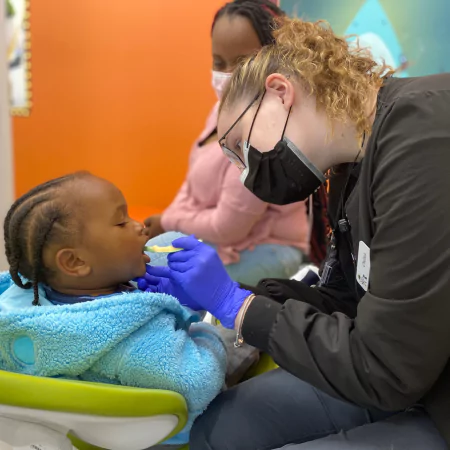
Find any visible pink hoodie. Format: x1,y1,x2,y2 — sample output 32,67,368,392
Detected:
161,103,310,265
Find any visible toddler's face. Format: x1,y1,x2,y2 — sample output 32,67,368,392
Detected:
73,177,150,288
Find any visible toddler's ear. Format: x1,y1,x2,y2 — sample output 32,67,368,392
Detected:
55,248,91,278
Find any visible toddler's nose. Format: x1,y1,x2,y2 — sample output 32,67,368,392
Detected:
133,220,145,235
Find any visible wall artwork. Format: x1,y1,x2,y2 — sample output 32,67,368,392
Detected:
5,0,31,116
281,0,450,77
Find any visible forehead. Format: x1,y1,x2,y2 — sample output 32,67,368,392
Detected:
212,15,261,60
68,177,125,218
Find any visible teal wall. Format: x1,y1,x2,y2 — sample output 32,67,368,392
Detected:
280,0,450,76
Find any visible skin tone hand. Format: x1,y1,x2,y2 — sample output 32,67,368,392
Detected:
144,214,165,239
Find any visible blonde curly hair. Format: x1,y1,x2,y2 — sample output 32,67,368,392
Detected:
220,18,394,138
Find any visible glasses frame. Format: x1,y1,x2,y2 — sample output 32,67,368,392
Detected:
219,93,262,169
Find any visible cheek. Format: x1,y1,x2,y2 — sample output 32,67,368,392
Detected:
248,122,281,153
124,230,145,257
79,236,110,268
98,230,139,263
83,227,109,251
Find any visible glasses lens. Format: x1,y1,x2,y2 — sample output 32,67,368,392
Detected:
221,145,246,170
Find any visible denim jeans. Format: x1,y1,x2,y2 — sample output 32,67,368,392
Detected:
146,231,304,286
190,369,446,450
209,243,304,286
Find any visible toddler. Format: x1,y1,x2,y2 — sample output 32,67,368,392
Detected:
0,172,226,447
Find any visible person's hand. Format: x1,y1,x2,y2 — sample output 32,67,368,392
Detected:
143,214,165,239
136,265,202,310
145,236,252,328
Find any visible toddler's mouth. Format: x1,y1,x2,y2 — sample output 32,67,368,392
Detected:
142,244,151,264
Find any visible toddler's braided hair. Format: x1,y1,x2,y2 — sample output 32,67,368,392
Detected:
3,172,90,305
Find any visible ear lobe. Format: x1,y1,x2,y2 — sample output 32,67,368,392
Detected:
56,248,91,278
265,73,295,110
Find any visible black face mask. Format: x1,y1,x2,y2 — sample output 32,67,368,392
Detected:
219,90,326,205
239,90,326,205
240,136,327,205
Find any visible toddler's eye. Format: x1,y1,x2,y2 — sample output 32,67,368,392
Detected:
116,221,128,228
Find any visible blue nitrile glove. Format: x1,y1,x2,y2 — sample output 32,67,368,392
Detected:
135,265,202,311
145,236,252,329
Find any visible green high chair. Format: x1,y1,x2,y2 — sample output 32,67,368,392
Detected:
0,358,278,450
0,369,189,450
0,314,282,450
0,265,321,450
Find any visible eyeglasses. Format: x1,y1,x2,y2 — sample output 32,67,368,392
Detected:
219,93,261,170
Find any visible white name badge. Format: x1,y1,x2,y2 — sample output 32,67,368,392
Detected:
356,241,371,291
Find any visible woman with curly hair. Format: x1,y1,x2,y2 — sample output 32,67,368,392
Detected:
141,16,450,450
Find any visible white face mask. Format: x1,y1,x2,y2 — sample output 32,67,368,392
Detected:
212,71,232,100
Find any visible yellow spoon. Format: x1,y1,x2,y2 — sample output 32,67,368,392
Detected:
144,239,202,254
144,245,181,253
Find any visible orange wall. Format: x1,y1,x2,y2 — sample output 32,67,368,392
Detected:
13,0,225,217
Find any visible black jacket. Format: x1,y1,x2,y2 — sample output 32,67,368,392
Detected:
242,74,450,446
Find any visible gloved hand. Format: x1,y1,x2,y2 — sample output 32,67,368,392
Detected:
136,265,202,310
144,236,252,328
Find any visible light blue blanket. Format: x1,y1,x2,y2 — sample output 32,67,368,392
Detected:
0,271,226,444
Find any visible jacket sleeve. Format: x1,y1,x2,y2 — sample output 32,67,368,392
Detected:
94,311,226,422
164,158,269,246
242,92,450,411
245,271,359,318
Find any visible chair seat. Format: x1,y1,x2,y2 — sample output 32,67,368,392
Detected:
0,370,188,450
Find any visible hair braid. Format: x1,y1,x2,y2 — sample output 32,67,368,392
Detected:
7,194,52,290
29,214,60,305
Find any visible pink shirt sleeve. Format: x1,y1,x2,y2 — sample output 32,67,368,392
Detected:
162,162,269,246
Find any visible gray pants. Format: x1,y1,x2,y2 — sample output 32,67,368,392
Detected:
275,410,446,449
191,369,446,450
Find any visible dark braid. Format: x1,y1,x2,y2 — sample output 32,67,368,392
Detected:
4,177,70,266
3,172,90,305
212,0,285,46
6,193,50,291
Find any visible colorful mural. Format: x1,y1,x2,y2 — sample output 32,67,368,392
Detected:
281,0,450,76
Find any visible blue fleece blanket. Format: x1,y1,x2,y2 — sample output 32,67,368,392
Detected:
0,272,226,444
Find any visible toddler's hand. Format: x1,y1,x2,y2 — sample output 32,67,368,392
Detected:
136,265,202,310
143,214,165,239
